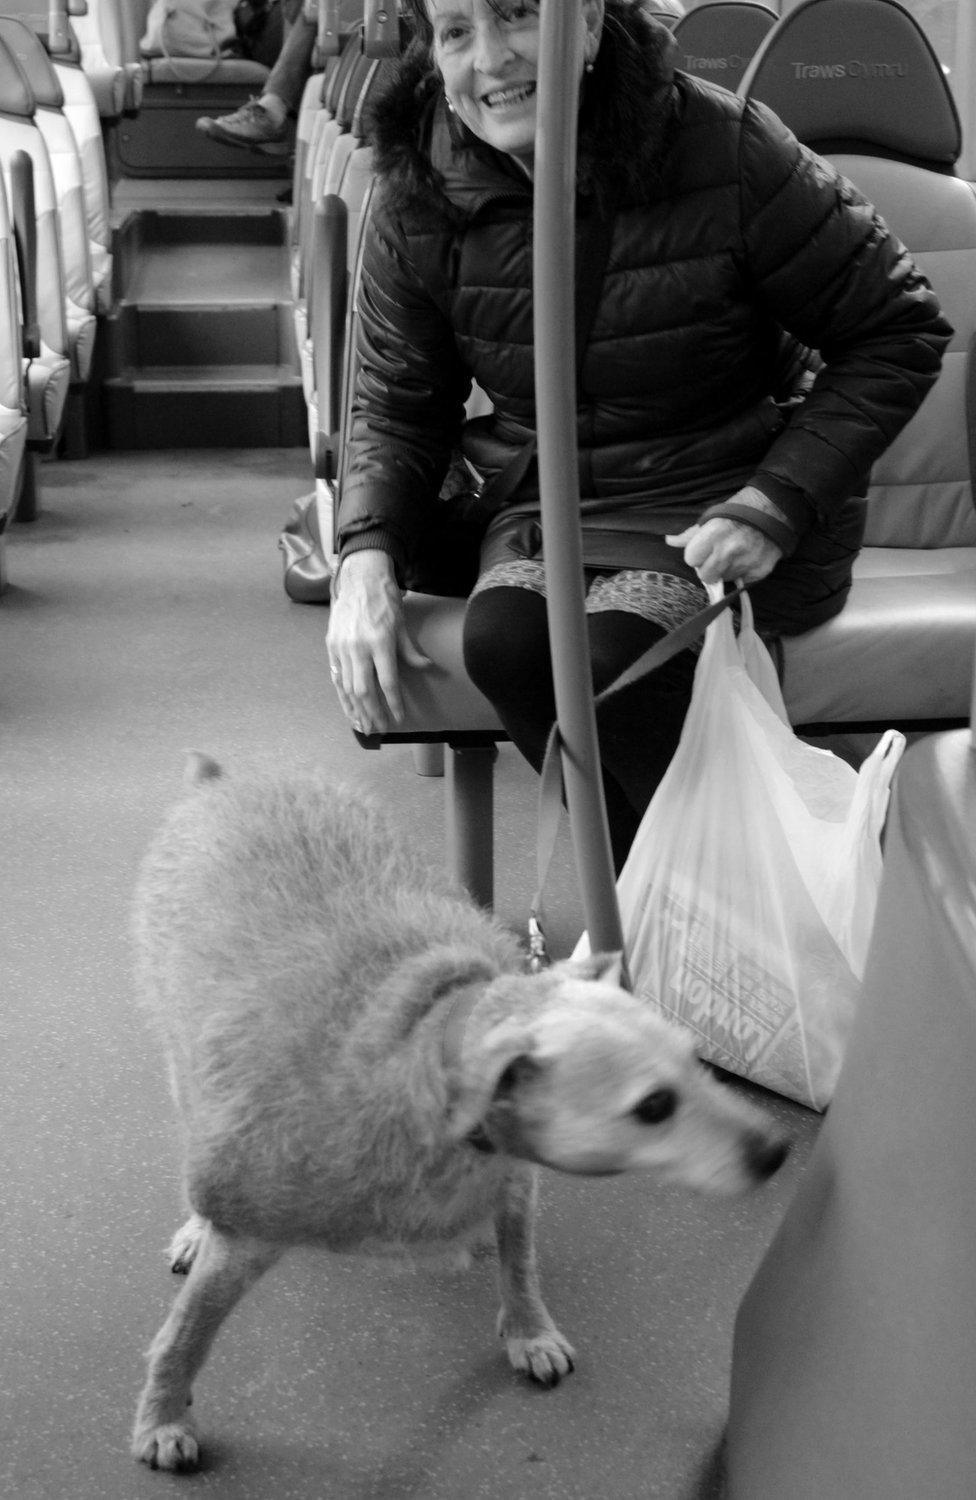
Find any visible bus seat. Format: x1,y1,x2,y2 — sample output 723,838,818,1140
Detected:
739,0,976,733
0,6,113,314
126,0,267,89
671,2,777,93
0,169,29,564
304,53,397,459
726,729,976,1500
0,37,71,465
51,55,113,313
70,0,142,117
0,19,97,390
293,37,369,336
290,58,342,262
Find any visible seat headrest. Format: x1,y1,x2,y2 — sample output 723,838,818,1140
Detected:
672,3,778,92
0,33,35,118
0,17,62,110
739,0,961,172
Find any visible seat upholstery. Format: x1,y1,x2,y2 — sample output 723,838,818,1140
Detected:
0,35,71,454
53,0,142,117
0,18,97,385
52,56,112,313
0,170,29,561
671,2,777,93
739,0,976,730
304,52,396,458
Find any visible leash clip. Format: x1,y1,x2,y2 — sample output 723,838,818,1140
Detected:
526,912,550,973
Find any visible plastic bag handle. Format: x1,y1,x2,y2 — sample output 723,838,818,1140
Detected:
594,581,745,709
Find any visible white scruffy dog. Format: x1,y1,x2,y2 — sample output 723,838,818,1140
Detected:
131,755,788,1472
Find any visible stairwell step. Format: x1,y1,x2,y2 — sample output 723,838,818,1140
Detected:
110,364,303,389
103,373,306,448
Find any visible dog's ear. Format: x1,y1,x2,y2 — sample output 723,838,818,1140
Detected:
444,1022,539,1142
551,950,627,987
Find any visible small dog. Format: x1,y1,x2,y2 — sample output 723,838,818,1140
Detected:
131,755,789,1472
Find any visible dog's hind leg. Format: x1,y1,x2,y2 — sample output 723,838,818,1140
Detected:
132,1222,281,1471
494,1167,575,1387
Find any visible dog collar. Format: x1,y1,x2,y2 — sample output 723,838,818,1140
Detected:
440,976,499,1154
464,1122,497,1154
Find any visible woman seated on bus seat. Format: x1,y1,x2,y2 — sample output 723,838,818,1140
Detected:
326,0,951,873
197,0,362,155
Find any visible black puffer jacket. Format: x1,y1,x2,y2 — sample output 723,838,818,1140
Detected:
337,3,951,634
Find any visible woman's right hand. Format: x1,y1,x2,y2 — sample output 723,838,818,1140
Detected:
325,550,431,735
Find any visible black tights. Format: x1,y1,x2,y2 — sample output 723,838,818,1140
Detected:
462,585,698,874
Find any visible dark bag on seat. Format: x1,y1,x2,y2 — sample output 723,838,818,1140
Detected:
232,0,283,65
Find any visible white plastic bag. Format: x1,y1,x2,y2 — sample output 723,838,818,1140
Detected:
141,0,236,59
580,585,904,1111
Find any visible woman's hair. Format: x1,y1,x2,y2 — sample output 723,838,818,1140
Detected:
385,1,676,215
405,1,541,52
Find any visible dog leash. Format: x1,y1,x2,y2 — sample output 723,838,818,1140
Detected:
527,581,747,973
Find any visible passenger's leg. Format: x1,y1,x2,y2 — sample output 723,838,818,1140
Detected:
587,608,698,859
262,3,316,118
462,582,686,873
196,1,313,154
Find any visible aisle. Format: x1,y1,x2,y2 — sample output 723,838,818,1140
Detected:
0,451,816,1500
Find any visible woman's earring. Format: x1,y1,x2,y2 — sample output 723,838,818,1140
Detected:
585,59,594,73
445,93,455,113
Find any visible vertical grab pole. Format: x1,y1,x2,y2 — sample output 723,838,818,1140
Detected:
533,0,625,957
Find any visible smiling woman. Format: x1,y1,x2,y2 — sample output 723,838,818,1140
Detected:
325,0,951,872
423,0,602,174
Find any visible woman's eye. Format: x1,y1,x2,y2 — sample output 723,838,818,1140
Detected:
633,1088,678,1125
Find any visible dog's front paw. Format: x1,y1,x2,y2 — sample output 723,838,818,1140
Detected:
499,1315,576,1387
131,1418,200,1472
167,1214,208,1275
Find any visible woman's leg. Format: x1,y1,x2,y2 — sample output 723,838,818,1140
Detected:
586,609,698,863
463,574,698,872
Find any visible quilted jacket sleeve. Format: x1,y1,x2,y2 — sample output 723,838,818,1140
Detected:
336,198,471,583
703,99,953,551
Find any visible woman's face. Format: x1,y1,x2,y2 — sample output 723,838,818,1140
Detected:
426,0,604,173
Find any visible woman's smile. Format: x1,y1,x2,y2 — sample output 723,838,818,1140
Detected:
481,80,537,110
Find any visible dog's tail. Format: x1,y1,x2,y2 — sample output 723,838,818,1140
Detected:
183,751,223,786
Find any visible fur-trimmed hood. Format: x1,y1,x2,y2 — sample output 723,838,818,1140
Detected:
365,0,678,223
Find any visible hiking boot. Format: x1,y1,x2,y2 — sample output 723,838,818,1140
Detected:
196,99,290,156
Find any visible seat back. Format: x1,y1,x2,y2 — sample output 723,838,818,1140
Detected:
672,2,777,91
0,17,95,327
739,0,961,168
51,56,112,311
71,0,142,114
0,34,68,365
0,168,29,541
0,34,71,455
740,0,976,551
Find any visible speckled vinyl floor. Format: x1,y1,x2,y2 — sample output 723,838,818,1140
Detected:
0,451,820,1500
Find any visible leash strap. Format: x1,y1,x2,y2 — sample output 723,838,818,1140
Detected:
527,582,746,969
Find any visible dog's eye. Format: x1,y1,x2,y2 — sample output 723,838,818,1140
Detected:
633,1088,677,1125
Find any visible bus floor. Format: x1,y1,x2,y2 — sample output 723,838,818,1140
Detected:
1,448,819,1500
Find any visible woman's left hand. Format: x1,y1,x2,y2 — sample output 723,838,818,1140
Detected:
667,515,783,585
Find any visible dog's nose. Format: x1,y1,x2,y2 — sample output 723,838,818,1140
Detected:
744,1131,791,1181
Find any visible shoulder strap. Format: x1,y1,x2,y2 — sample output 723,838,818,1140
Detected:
479,206,615,510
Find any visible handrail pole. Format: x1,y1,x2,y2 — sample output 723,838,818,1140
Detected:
533,0,625,957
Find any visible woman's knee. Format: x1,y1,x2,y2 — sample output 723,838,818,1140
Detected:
462,587,551,698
